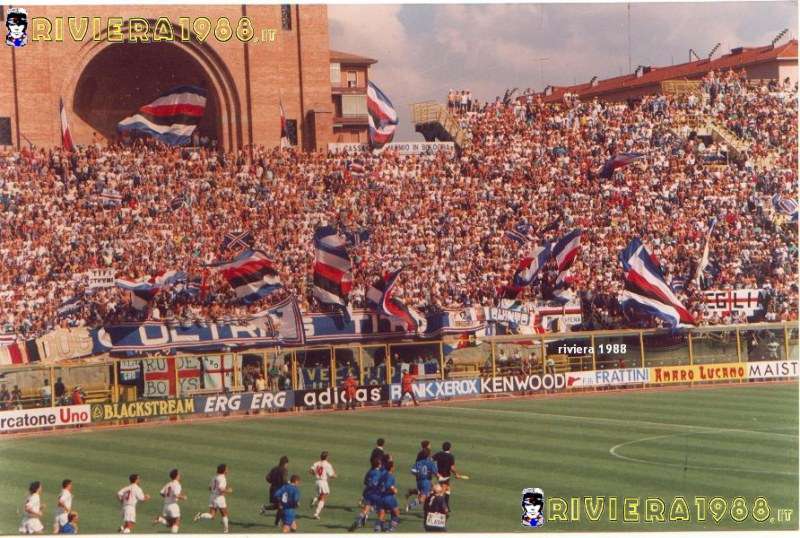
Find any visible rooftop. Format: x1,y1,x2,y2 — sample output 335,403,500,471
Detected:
330,49,378,66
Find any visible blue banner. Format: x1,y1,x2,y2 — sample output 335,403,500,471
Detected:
194,390,294,413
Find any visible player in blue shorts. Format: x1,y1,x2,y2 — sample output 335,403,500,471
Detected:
406,448,438,513
375,461,400,532
273,475,301,533
348,457,383,532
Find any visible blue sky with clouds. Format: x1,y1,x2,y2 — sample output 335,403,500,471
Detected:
329,1,798,139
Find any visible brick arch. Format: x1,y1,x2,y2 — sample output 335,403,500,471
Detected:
62,21,243,149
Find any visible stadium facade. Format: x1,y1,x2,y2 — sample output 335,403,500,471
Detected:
0,5,375,151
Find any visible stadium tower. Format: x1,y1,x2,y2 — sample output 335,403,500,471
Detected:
0,5,344,151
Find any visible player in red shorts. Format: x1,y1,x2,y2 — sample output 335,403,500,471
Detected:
342,375,358,411
398,370,419,407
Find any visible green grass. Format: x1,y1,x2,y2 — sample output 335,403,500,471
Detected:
0,383,797,533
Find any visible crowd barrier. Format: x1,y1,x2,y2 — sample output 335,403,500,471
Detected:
0,322,796,434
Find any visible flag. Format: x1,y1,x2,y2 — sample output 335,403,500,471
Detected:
98,189,123,206
366,268,426,332
552,229,582,286
366,81,398,149
117,85,207,146
504,221,532,245
279,99,289,147
115,271,186,310
221,230,255,252
59,98,74,152
210,249,282,304
772,193,798,222
170,194,187,211
598,152,644,179
619,238,695,327
693,217,717,288
202,355,237,391
670,276,687,294
539,215,563,234
343,226,371,247
312,226,353,314
57,294,84,316
513,244,551,287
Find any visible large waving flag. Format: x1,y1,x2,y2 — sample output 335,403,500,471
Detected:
498,243,551,300
366,81,398,149
313,226,353,314
116,270,186,310
210,250,282,304
551,229,582,286
117,86,207,146
366,268,426,332
598,152,644,179
693,217,717,288
619,238,695,327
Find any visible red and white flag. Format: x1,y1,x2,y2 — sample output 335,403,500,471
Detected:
279,99,288,148
59,98,74,152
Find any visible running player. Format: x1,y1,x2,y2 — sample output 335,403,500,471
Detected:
273,475,301,533
117,474,150,534
375,461,400,532
406,449,438,512
405,440,430,501
154,469,186,533
19,481,44,535
193,464,232,533
397,369,419,407
433,441,460,509
348,456,383,531
309,451,337,519
53,479,73,533
369,438,390,468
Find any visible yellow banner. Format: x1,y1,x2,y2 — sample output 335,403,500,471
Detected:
91,398,195,421
649,362,746,384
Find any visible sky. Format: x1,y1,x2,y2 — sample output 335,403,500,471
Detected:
329,1,798,139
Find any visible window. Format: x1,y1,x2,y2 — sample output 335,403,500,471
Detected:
330,63,341,85
341,95,367,117
347,71,357,88
281,5,292,31
0,118,11,146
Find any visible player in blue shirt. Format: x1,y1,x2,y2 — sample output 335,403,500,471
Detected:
58,512,78,534
348,457,383,532
406,448,438,512
375,461,400,532
273,475,301,533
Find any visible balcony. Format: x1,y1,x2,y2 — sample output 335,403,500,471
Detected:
333,114,369,126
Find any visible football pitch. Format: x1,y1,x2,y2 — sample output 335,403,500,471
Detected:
0,383,797,534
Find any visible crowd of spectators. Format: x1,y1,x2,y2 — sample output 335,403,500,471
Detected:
0,69,796,340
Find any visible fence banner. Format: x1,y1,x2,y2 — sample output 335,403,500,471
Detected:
747,360,799,380
388,378,482,402
702,289,763,316
480,374,566,394
566,368,649,388
91,398,195,421
194,391,294,413
649,362,746,384
294,385,388,408
0,405,91,433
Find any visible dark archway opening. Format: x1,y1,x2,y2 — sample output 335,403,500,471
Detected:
74,42,220,144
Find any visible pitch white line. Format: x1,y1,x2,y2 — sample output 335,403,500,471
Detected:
438,405,799,438
609,429,798,476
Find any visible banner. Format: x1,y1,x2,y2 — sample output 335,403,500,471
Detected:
303,308,485,344
747,360,799,380
202,355,237,391
91,398,195,421
480,374,566,394
143,357,202,397
91,297,304,356
31,327,96,363
566,368,649,388
87,268,116,289
650,362,746,384
702,289,763,316
194,391,294,413
389,378,481,402
328,141,456,156
0,405,91,433
294,385,388,408
482,306,532,326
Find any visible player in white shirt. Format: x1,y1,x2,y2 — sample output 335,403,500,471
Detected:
309,451,337,519
19,481,44,534
193,464,232,533
154,469,186,533
117,474,150,533
52,479,73,533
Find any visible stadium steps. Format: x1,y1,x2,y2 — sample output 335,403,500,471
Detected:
410,101,466,148
705,120,751,159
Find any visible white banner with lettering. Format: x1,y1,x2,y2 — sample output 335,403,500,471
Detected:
328,141,456,155
702,289,763,316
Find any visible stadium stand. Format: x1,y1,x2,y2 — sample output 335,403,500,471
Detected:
0,69,796,342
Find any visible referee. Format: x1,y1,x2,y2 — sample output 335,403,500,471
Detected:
433,441,459,509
